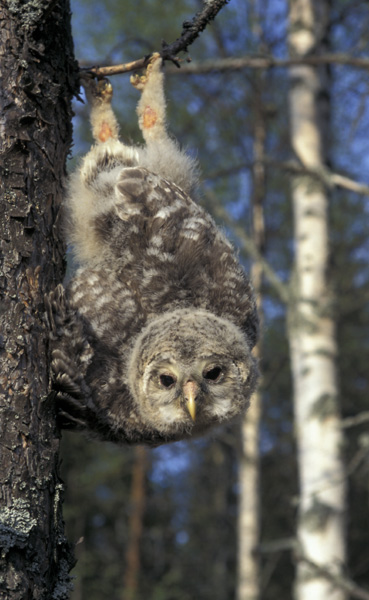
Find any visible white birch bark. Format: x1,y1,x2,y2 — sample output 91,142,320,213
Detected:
288,1,347,599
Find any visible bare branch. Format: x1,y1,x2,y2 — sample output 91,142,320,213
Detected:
82,57,150,78
330,172,369,196
83,0,230,78
169,54,369,73
160,0,231,60
257,538,297,553
84,53,369,79
205,159,369,197
257,542,369,600
297,556,369,600
265,159,369,197
342,411,369,429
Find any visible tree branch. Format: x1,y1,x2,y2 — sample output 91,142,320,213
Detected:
83,57,150,78
82,52,369,79
170,54,369,72
160,0,231,60
265,159,369,197
206,159,369,198
257,537,297,553
83,0,230,78
257,541,369,600
297,556,369,600
342,411,369,429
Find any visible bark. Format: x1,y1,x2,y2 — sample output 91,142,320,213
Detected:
287,1,347,599
237,77,265,600
0,1,79,598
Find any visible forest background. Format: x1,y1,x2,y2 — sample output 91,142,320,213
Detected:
58,1,369,599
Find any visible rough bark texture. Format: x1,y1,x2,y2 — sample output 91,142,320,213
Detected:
287,1,347,599
0,1,79,598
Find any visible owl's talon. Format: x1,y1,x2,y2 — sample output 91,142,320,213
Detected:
96,78,113,104
130,73,145,90
83,76,113,107
57,407,88,430
130,52,162,92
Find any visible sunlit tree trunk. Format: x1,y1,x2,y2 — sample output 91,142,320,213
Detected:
237,80,265,600
287,1,347,599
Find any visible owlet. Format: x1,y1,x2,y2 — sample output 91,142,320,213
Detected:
46,54,259,446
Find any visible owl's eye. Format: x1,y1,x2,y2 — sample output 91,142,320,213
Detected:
159,374,176,388
203,366,223,382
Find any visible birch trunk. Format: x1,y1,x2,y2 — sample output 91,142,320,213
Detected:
287,1,347,599
237,84,265,600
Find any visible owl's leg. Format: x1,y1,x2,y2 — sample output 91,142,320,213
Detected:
80,78,139,188
131,54,199,196
86,78,119,143
131,53,168,143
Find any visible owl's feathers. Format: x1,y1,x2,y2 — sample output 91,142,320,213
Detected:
47,55,259,446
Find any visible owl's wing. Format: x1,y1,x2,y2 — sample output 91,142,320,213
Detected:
113,166,191,221
45,284,94,430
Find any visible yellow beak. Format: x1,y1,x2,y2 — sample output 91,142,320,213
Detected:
183,381,198,421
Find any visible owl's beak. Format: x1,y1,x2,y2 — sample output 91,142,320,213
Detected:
183,380,199,421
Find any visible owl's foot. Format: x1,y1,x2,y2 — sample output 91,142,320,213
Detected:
130,52,162,91
132,53,167,141
95,78,113,103
84,76,119,143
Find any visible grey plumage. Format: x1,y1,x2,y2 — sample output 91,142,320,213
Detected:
46,55,259,446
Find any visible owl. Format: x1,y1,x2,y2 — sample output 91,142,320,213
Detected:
46,54,259,446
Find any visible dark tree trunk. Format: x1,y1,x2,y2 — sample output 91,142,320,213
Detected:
0,1,79,597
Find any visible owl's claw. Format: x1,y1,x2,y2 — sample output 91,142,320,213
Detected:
83,77,113,105
130,52,162,91
96,78,113,103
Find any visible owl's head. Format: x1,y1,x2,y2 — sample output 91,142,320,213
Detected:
127,309,258,437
